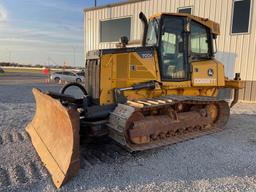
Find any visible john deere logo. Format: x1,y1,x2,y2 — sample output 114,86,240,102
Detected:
208,69,214,77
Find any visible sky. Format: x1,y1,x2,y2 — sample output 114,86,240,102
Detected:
0,0,122,67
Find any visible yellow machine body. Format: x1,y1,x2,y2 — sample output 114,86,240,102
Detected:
99,51,233,105
91,13,242,105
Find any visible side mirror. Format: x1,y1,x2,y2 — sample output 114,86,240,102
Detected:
119,36,129,47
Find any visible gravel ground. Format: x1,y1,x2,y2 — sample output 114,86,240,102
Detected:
1,74,256,192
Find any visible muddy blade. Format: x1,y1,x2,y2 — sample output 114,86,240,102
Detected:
26,88,80,188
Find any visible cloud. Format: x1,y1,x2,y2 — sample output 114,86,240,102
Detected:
0,28,83,49
0,2,85,66
0,5,7,22
26,0,82,12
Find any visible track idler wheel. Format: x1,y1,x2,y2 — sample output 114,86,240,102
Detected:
125,111,151,145
207,103,219,122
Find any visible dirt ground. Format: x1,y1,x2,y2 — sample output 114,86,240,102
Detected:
1,73,256,192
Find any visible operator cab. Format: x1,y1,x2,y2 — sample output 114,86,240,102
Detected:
145,13,216,81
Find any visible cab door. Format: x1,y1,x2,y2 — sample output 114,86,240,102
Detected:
158,16,189,81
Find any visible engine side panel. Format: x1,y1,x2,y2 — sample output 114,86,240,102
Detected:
100,47,160,105
86,47,227,106
192,59,225,87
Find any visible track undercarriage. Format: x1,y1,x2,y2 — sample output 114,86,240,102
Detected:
108,95,230,151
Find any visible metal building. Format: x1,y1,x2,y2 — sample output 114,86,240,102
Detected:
84,0,255,102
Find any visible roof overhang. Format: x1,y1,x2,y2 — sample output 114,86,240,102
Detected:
84,0,148,12
83,1,220,35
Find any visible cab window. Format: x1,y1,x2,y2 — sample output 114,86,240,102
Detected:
160,16,186,80
146,19,159,46
162,33,176,54
191,21,210,57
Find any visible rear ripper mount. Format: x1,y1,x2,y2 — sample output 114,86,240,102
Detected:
26,83,230,188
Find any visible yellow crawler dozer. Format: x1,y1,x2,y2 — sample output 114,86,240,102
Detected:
26,12,244,188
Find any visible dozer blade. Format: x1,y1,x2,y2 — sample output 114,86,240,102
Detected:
26,88,80,188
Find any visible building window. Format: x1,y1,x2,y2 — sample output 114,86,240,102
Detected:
100,17,131,43
231,0,251,34
177,7,192,14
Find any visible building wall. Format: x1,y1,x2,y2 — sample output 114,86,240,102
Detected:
84,0,256,101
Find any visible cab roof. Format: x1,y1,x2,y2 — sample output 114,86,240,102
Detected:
149,13,220,35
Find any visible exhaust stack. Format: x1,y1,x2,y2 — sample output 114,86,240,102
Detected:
139,12,148,47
